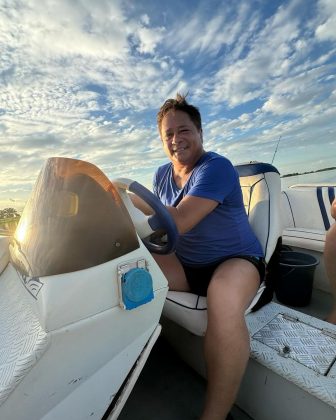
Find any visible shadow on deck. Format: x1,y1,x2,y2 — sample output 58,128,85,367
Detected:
119,335,206,420
119,335,252,420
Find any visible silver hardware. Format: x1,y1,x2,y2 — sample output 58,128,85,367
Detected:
321,328,336,339
282,313,299,322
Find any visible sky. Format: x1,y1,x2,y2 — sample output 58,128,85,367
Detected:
0,0,336,210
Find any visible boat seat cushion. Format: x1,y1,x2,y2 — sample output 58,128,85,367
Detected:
281,186,335,252
163,162,282,337
281,186,335,231
164,283,266,336
238,163,282,263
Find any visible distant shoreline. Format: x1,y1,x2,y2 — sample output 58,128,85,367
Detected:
281,166,336,178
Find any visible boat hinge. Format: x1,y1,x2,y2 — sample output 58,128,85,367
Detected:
321,328,336,339
282,313,299,322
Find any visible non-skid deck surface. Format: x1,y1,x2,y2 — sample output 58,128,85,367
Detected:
0,265,50,406
246,301,336,409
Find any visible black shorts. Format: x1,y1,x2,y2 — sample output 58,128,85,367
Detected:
179,255,266,297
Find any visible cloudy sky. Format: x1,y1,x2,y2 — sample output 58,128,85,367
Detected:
0,0,335,209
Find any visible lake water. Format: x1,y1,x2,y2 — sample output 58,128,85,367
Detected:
281,168,336,190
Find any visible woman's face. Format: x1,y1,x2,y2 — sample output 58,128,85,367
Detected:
160,110,204,166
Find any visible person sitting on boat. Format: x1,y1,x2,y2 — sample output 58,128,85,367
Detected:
148,93,265,420
325,198,336,324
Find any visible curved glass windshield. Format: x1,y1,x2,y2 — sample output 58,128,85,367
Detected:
10,157,139,277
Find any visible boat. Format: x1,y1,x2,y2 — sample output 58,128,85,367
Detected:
0,157,178,420
0,157,335,420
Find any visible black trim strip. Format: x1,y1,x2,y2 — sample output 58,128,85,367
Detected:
284,228,325,235
166,297,207,310
283,236,324,243
282,191,296,227
317,187,330,230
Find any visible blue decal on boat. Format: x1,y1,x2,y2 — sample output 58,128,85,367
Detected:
121,268,154,310
316,187,330,231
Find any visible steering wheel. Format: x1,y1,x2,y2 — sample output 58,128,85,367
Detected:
112,178,178,254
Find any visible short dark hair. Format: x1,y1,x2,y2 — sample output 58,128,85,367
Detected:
157,93,202,135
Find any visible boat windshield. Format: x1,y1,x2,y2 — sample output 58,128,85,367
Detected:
10,157,139,277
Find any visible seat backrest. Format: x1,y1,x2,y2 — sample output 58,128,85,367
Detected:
162,162,283,336
282,185,336,231
235,162,282,263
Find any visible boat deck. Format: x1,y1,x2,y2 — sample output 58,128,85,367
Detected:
119,288,334,420
275,287,334,320
119,334,252,420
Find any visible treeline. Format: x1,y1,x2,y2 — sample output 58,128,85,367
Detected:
0,207,20,220
0,208,20,235
282,166,336,178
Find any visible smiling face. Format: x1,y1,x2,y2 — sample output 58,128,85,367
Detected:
160,110,204,167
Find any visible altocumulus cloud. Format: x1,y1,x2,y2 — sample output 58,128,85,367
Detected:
0,0,335,209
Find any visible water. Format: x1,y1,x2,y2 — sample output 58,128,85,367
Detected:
281,168,336,190
1,169,335,214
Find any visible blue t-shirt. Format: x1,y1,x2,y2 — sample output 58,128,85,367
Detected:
153,151,263,265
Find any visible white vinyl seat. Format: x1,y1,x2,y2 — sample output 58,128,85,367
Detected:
162,162,283,336
282,185,335,253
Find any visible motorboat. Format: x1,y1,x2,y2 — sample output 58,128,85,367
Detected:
0,158,335,420
0,157,178,420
